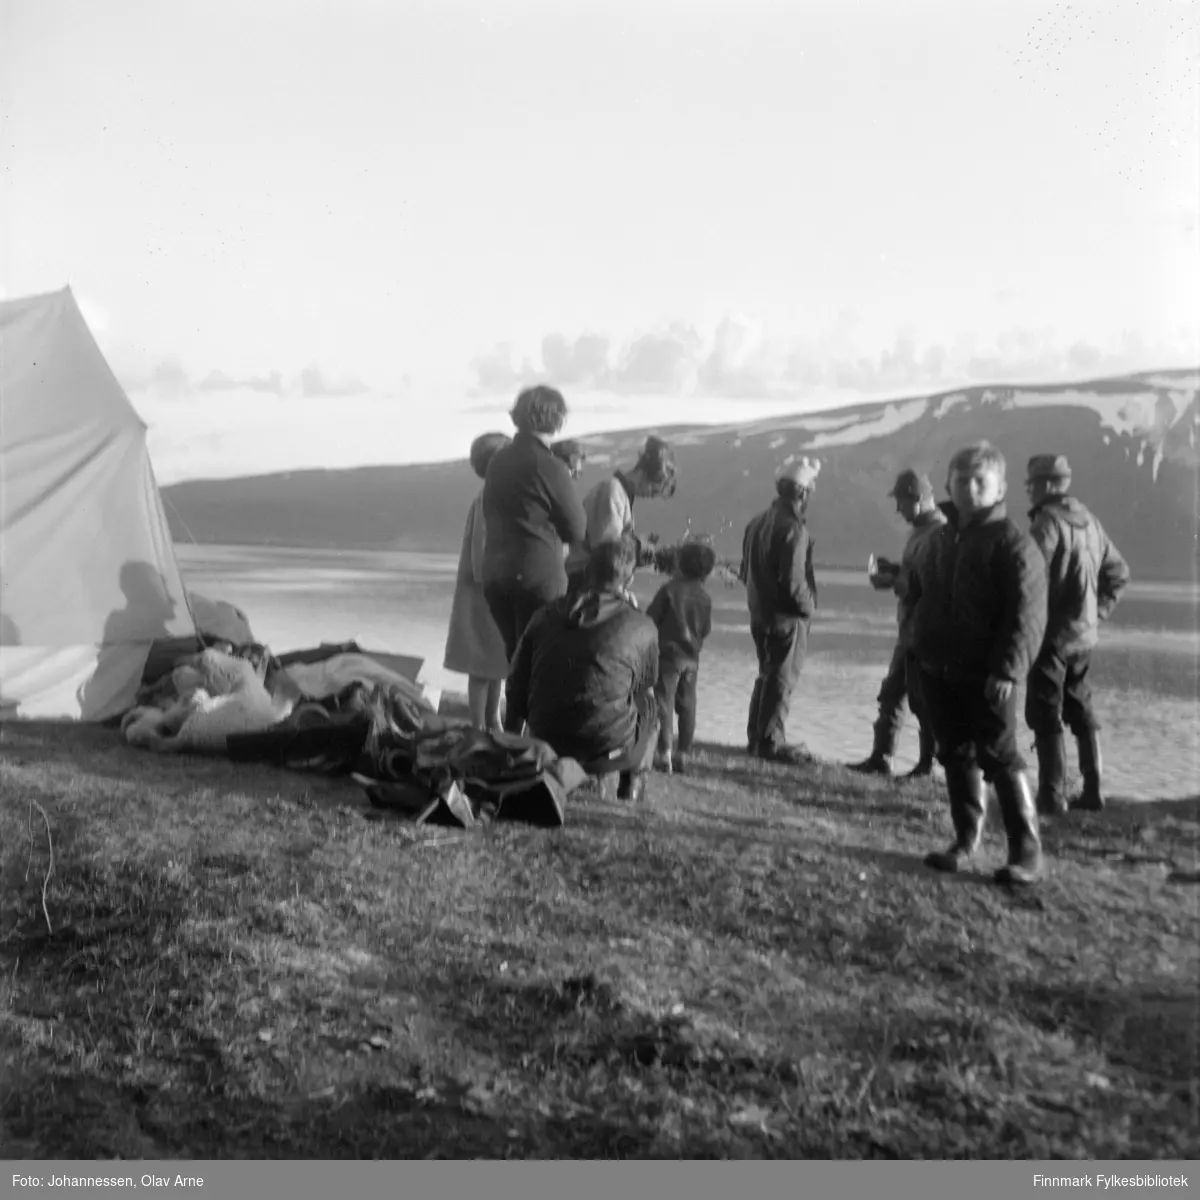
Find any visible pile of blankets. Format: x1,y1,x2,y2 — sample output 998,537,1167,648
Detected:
121,644,586,828
121,646,290,753
225,678,586,828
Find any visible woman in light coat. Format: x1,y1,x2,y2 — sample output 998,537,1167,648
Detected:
444,432,512,731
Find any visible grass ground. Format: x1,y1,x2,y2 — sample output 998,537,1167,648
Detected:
1,722,1197,1159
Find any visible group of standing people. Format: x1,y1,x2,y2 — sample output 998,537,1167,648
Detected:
442,386,682,801
443,383,1131,889
846,443,1130,886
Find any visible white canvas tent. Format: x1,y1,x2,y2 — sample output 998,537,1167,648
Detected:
0,287,196,721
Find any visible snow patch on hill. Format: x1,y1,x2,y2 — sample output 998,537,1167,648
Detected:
1009,388,1182,439
1141,372,1200,390
805,399,927,449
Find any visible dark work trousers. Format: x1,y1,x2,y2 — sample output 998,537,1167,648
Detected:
746,617,809,752
918,669,1026,783
483,578,563,733
1025,646,1098,737
655,656,699,755
872,641,935,757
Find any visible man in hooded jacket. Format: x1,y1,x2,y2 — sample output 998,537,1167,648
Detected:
1024,454,1130,814
505,534,660,802
739,457,821,764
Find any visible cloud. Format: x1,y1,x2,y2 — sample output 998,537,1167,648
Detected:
611,323,704,393
121,361,368,400
299,366,369,398
541,331,612,387
469,343,539,394
470,316,1198,401
199,369,286,396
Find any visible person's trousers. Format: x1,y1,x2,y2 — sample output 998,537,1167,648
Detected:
872,641,935,758
1025,646,1098,737
746,617,809,752
483,578,563,733
918,669,1026,782
655,658,699,754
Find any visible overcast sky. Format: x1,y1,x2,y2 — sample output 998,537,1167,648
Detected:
3,0,1197,482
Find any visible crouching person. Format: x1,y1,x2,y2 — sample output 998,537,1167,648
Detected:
908,442,1049,886
504,535,660,802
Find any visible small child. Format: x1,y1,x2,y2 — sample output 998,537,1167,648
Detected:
646,541,716,775
907,442,1049,886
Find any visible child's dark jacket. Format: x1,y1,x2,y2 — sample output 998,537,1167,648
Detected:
646,578,713,667
908,501,1048,684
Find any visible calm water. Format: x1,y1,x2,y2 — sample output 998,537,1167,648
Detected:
175,544,1200,802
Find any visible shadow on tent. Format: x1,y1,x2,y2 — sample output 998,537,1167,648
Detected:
78,561,181,721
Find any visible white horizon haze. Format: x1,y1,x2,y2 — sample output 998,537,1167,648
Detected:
3,0,1198,484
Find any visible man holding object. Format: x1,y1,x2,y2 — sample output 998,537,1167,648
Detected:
849,469,948,778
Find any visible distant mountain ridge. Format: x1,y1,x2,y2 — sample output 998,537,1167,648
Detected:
161,368,1200,582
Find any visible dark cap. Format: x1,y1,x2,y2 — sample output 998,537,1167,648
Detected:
1026,454,1072,482
889,469,934,501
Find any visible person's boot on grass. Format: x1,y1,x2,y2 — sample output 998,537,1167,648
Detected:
1033,731,1069,815
992,770,1044,885
898,726,937,780
1070,727,1105,812
924,762,986,872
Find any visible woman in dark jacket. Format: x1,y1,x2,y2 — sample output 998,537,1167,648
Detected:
482,386,588,730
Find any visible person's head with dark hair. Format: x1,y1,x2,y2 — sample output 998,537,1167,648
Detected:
551,438,586,478
676,541,716,582
585,533,639,592
469,431,511,480
510,385,569,438
619,434,677,500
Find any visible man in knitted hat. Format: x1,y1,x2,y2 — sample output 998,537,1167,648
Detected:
1024,453,1130,814
848,467,948,778
738,457,821,764
564,435,677,595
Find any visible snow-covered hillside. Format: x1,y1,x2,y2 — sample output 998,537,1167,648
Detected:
163,367,1200,581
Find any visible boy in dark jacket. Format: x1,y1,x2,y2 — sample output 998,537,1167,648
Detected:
647,541,716,775
505,535,660,803
1024,454,1130,813
908,442,1049,886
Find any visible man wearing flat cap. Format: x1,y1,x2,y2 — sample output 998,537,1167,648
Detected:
1025,453,1130,813
738,457,822,764
849,467,949,778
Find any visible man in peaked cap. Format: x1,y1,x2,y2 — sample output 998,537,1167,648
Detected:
1024,453,1130,814
849,467,949,778
738,457,822,764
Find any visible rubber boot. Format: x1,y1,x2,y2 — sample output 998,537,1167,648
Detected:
992,771,1044,885
617,769,648,803
1071,728,1105,811
900,725,937,780
848,727,895,776
1034,732,1069,815
924,763,986,872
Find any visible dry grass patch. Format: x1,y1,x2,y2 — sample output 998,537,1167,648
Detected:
1,722,1197,1159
